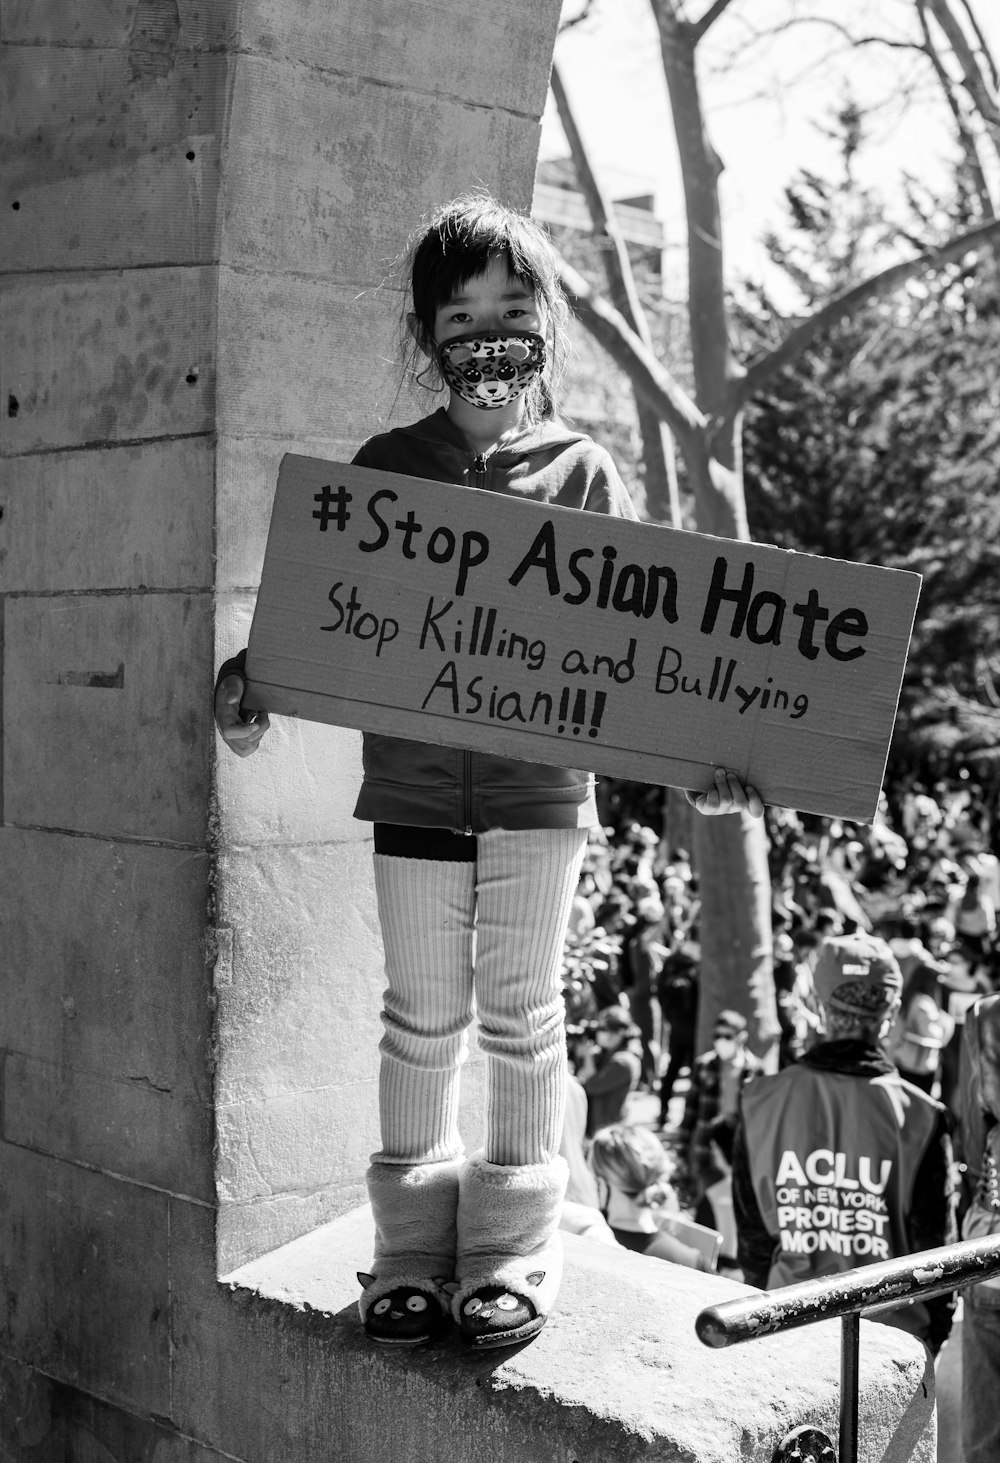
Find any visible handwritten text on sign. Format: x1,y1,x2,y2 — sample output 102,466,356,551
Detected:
243,456,921,821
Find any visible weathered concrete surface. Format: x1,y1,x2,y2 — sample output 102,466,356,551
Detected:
1,437,214,592
238,0,559,117
3,1157,936,1463
3,827,214,1199
3,1146,175,1413
219,52,546,280
2,267,217,452
222,1224,936,1463
1,45,228,273
212,838,385,1269
1,1355,227,1463
6,591,213,841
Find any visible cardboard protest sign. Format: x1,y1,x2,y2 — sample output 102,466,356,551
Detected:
243,455,921,822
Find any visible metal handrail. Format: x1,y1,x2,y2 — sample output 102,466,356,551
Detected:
695,1234,1000,1463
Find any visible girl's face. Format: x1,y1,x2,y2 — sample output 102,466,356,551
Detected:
432,252,543,346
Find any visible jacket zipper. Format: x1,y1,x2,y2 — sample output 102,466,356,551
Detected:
462,749,474,835
464,452,489,831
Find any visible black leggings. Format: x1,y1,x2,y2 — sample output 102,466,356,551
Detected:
373,823,477,861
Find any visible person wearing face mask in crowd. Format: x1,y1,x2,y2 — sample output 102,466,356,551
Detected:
669,1010,762,1263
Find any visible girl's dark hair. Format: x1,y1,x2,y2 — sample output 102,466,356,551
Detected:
401,192,570,422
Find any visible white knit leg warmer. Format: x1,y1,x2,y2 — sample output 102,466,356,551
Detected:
474,827,587,1166
372,855,476,1164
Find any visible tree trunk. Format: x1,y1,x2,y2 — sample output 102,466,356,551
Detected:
637,405,681,525
693,815,779,1063
651,0,775,1059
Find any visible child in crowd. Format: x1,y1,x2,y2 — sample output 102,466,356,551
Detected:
215,193,762,1349
589,1124,715,1269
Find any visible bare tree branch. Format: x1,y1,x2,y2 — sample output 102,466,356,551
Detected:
924,0,1000,161
690,0,738,42
556,253,708,450
916,0,996,221
550,61,681,522
739,214,1000,403
698,10,934,133
550,63,651,338
959,0,999,90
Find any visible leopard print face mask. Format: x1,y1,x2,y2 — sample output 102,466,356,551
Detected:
437,331,546,411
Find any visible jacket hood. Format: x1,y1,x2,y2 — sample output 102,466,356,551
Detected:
803,1038,896,1079
395,407,591,457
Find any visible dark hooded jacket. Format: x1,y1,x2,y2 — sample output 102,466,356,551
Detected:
219,409,638,832
350,410,638,831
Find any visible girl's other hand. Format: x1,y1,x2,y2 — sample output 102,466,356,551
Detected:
685,768,764,819
214,673,270,757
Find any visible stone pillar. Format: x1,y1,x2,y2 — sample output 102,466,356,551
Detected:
1,0,561,1452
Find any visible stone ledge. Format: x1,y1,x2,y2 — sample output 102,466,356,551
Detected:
224,1209,936,1462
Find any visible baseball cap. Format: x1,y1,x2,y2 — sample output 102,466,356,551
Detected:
813,934,902,1016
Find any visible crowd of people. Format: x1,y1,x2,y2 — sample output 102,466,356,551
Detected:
563,774,999,1143
558,773,1000,1459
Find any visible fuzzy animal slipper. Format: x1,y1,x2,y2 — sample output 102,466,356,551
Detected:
357,1157,461,1345
452,1153,567,1349
356,1282,448,1346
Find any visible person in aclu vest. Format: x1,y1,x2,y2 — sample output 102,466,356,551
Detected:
731,933,957,1354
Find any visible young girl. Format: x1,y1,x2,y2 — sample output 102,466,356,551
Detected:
215,193,762,1349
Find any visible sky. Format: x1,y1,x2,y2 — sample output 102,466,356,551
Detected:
540,0,1000,295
